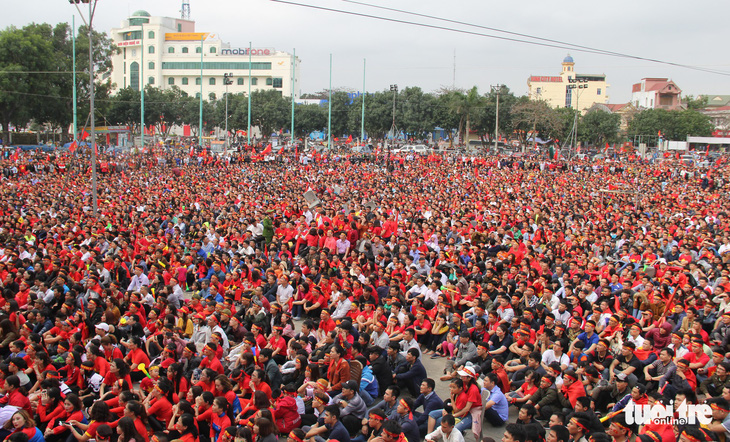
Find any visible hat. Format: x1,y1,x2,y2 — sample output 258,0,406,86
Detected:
457,366,477,378
616,373,629,382
95,323,110,332
342,380,358,391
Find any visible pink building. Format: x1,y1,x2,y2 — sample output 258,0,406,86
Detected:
631,78,682,110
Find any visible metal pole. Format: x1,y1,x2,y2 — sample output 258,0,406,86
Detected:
247,41,251,147
290,49,295,146
140,23,144,150
72,15,77,143
224,74,229,148
361,58,365,145
198,35,203,148
491,85,501,152
88,1,97,216
328,53,332,150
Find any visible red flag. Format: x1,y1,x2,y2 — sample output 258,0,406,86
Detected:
183,125,191,137
706,145,710,156
604,142,609,153
346,135,353,144
11,148,19,162
69,141,77,153
554,149,559,161
81,130,90,140
262,144,272,155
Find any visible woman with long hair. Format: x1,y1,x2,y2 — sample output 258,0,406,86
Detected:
67,400,114,442
3,410,43,442
167,363,189,402
36,387,64,430
122,337,150,383
122,401,150,442
116,417,144,442
252,417,276,442
236,391,270,425
173,413,199,442
144,379,174,431
197,397,231,442
43,394,86,442
0,375,30,412
213,376,240,416
100,359,131,396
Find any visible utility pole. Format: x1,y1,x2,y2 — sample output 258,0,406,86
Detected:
223,73,233,148
70,0,98,216
290,49,295,147
566,77,588,158
72,15,77,144
328,54,332,150
389,84,398,160
247,42,251,147
491,84,503,153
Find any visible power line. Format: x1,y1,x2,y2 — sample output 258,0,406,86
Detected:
270,0,730,77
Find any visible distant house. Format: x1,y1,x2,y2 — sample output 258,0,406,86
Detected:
631,78,682,110
588,102,637,133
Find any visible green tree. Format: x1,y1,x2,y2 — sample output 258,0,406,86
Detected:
510,98,564,147
432,89,462,145
248,89,290,137
627,109,713,141
398,87,435,139
578,109,620,146
684,95,708,111
294,103,326,139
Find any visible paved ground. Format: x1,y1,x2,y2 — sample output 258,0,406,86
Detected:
420,351,515,442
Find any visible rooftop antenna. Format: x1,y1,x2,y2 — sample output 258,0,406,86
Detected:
181,0,190,20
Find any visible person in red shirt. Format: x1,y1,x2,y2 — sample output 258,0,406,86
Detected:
0,375,30,412
144,379,174,431
266,327,287,365
199,343,225,375
122,337,150,383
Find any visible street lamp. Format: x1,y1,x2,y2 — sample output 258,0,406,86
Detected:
389,84,397,161
69,0,99,216
491,84,504,153
566,77,588,158
223,72,233,148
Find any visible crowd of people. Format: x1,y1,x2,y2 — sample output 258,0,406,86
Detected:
0,148,725,442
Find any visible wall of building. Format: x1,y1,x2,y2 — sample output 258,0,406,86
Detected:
527,59,609,111
110,14,300,100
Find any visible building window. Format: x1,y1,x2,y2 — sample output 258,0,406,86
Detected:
597,88,602,95
209,78,216,85
536,87,541,95
182,77,188,85
160,62,272,70
123,63,126,74
148,46,155,54
148,76,155,85
272,78,283,88
195,77,201,85
237,78,244,85
177,24,182,32
148,31,155,39
209,47,216,54
196,93,200,99
251,77,258,86
168,77,175,85
196,47,202,54
130,62,139,90
182,47,189,54
565,88,573,108
266,78,273,86
123,30,142,41
168,47,175,53
149,62,155,70
123,48,126,60
209,93,216,101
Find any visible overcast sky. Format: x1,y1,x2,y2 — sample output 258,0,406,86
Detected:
3,0,729,103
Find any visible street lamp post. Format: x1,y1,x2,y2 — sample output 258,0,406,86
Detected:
491,84,503,153
70,0,98,217
389,84,397,161
223,72,233,149
567,77,588,158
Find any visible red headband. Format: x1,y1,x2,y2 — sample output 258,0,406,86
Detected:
288,433,303,442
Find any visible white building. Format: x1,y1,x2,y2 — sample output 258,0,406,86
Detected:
526,55,609,111
109,11,300,100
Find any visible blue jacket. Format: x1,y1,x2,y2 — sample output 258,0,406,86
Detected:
394,359,427,391
360,366,379,398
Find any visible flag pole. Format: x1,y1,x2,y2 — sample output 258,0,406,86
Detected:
328,53,332,150
361,58,365,146
247,41,252,147
72,15,77,143
290,48,295,147
198,35,203,148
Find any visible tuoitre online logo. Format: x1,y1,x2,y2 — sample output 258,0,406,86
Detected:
624,402,712,426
